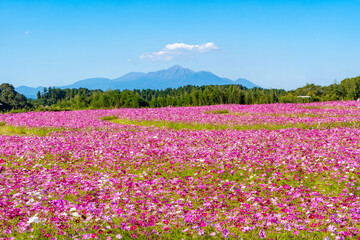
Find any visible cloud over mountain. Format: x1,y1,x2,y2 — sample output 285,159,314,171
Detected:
140,42,220,61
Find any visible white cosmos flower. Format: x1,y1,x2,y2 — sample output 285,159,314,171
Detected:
72,212,80,217
27,215,39,224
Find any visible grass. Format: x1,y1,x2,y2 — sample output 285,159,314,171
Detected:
111,118,230,131
109,118,360,131
204,109,230,114
2,224,340,239
100,115,118,121
0,125,17,135
0,122,62,136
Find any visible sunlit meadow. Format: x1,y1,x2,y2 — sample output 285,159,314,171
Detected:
1,101,360,239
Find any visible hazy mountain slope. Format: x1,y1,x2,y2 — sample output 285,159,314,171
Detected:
16,65,259,98
60,78,113,90
234,78,260,88
15,86,44,99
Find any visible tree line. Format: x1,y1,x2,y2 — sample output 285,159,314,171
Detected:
1,75,360,112
33,85,285,110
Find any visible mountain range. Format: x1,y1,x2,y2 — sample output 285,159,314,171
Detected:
16,65,259,99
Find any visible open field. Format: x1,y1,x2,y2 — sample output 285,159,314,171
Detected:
1,101,360,239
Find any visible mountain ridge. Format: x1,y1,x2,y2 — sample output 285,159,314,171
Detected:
16,65,260,99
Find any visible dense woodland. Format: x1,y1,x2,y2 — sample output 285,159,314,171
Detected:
0,83,32,111
1,76,360,112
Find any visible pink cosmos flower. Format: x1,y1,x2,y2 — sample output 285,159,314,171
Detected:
222,228,229,238
259,229,266,239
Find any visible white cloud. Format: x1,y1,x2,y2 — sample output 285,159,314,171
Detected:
140,42,220,61
24,31,30,35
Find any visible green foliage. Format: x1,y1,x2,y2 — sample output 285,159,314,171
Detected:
0,83,32,111
287,76,360,102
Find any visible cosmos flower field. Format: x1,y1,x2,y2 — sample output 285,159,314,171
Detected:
1,101,360,239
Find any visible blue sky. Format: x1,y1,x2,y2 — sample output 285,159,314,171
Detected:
1,0,359,90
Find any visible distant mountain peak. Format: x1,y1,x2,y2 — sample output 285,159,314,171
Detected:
168,65,185,70
166,65,194,74
147,65,194,79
